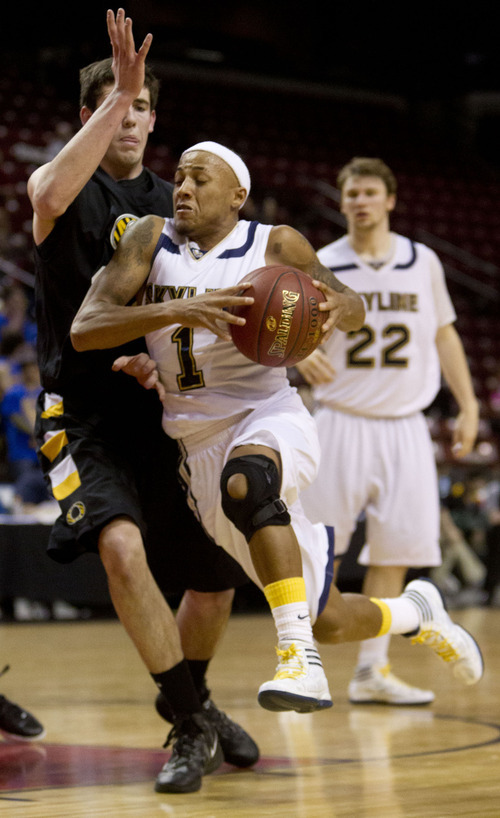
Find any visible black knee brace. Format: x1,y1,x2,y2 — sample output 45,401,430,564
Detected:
220,454,291,543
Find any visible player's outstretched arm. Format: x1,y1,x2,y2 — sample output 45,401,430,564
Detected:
265,225,365,334
71,216,254,350
28,9,153,244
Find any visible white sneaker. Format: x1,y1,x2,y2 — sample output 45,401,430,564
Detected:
402,578,484,685
348,663,435,705
258,641,333,713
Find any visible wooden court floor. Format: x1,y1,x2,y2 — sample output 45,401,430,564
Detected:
0,605,499,817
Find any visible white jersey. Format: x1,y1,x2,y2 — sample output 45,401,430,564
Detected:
145,218,335,616
145,219,290,438
315,233,456,418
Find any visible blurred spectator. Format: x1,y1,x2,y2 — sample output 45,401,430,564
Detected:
0,193,30,269
43,121,74,161
0,346,51,512
11,120,74,166
430,505,487,607
0,283,37,348
444,471,491,558
1,330,33,479
0,334,21,405
0,329,34,396
242,193,280,224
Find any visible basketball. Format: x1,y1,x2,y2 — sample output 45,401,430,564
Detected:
230,265,326,367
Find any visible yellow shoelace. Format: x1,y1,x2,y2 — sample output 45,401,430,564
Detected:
273,643,306,680
411,629,459,662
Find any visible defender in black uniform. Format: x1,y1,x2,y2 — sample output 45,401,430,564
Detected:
28,9,257,795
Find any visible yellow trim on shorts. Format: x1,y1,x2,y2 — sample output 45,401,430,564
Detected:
40,430,68,462
264,577,307,609
41,400,64,418
370,597,392,636
52,471,81,501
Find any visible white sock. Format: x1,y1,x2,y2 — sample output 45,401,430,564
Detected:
356,633,391,670
383,597,420,635
271,601,314,644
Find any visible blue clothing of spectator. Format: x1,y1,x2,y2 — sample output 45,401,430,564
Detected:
1,381,40,476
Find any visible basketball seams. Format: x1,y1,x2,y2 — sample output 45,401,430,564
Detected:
256,268,288,365
286,270,307,365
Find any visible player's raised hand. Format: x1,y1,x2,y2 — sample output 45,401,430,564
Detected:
107,8,153,100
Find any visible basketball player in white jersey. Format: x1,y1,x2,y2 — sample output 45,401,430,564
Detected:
71,145,483,741
297,157,480,705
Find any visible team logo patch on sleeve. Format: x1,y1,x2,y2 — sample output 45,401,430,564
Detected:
111,214,138,249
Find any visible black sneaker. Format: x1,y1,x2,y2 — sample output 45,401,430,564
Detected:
155,712,223,794
155,693,259,768
0,694,46,741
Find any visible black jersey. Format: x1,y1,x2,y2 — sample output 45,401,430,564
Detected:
34,164,250,589
34,166,174,412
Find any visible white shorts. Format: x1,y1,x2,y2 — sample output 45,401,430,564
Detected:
300,407,441,567
177,389,334,622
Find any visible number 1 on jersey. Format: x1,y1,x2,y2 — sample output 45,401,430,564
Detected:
172,326,205,390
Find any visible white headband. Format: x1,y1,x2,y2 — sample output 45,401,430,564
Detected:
181,140,251,206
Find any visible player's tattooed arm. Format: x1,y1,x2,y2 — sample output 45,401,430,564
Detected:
71,214,165,349
107,215,164,303
71,214,254,350
266,225,365,333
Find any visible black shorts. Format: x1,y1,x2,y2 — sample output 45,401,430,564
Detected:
35,390,249,594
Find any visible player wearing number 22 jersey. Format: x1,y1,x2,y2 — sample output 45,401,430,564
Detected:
145,217,335,620
301,233,456,568
313,234,456,418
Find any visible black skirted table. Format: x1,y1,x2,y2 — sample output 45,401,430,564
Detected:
0,516,110,606
0,515,370,613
